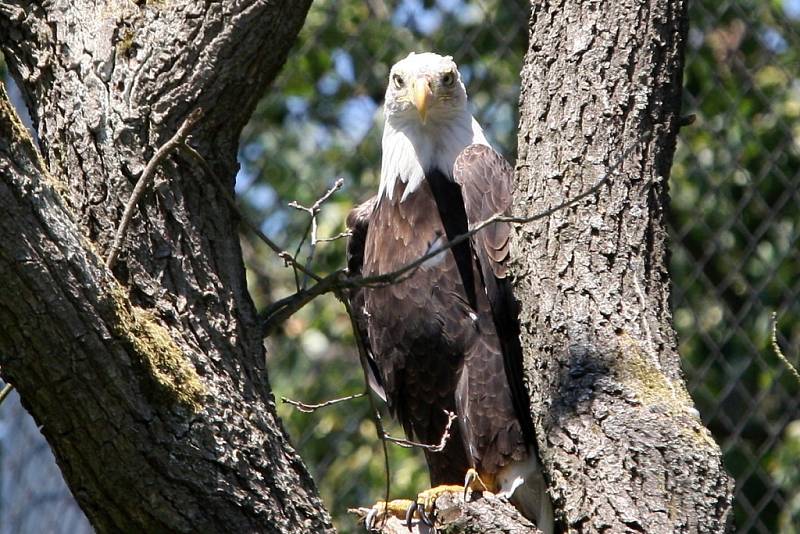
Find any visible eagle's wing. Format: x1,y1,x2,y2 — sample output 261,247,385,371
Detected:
453,144,535,444
453,144,512,282
345,196,386,402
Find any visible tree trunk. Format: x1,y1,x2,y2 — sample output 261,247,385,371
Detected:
0,1,334,532
513,1,733,532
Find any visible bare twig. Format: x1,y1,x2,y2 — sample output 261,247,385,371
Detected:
281,391,366,413
0,383,13,407
771,312,800,385
288,178,344,216
261,271,347,335
106,109,204,270
288,178,345,289
316,231,352,243
382,410,456,452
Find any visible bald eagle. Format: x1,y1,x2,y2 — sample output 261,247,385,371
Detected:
347,52,553,532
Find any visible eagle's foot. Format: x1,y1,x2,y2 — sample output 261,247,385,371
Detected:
365,487,462,531
365,499,420,531
412,482,481,529
417,484,466,508
364,476,492,531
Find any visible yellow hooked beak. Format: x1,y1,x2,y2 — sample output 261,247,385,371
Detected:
412,77,433,124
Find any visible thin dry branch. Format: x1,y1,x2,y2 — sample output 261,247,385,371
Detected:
288,178,345,290
261,271,347,335
281,391,366,413
106,109,203,270
316,231,352,243
341,296,393,525
382,410,456,453
288,178,344,217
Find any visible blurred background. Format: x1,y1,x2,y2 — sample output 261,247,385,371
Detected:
1,1,799,532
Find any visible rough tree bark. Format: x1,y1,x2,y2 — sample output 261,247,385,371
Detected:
0,1,335,532
512,1,733,532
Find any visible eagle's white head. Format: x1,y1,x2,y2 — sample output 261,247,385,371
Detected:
379,52,489,201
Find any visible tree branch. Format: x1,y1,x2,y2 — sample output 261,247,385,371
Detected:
350,492,540,534
0,1,335,531
381,410,456,453
106,109,203,270
259,130,649,334
281,391,366,413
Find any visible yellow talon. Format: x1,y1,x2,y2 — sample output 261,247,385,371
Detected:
363,477,493,531
365,499,415,530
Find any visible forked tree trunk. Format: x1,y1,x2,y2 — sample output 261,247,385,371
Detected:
0,1,334,532
512,0,733,531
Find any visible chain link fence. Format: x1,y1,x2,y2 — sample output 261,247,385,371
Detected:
2,1,799,532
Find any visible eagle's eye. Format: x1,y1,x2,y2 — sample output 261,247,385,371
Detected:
441,71,455,87
392,74,405,89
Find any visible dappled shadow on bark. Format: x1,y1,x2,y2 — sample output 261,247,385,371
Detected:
544,346,612,429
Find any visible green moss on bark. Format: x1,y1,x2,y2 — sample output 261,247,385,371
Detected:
615,332,693,413
109,284,205,411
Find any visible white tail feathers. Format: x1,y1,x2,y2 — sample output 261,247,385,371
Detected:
497,454,555,534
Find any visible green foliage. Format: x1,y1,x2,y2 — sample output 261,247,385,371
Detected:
772,420,800,532
672,1,800,530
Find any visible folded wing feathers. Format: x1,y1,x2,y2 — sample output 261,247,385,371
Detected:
453,144,514,281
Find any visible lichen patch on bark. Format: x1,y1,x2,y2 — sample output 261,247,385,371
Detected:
109,284,205,411
0,85,69,199
615,332,693,414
